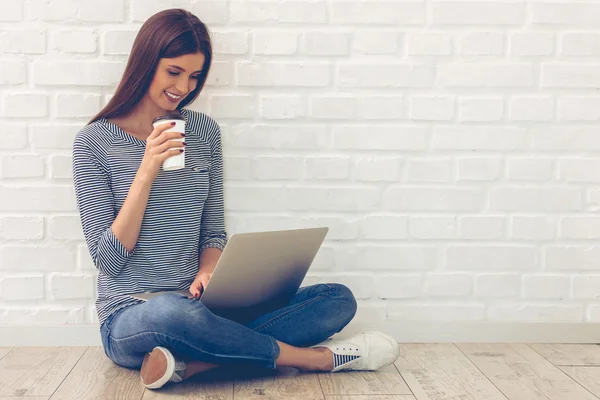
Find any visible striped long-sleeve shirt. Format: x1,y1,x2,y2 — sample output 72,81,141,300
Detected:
72,109,228,326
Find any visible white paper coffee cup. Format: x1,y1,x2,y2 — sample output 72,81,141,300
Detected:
152,114,185,171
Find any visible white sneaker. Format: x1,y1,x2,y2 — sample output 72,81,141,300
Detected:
140,346,186,389
312,331,400,372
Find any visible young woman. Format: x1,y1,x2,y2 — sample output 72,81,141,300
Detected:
72,8,399,390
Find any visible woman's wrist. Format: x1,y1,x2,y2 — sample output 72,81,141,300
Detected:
135,167,155,187
197,263,216,274
198,248,222,274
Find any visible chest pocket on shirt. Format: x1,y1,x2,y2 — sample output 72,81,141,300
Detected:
187,161,211,202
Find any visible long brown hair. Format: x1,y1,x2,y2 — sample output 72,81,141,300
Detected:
90,9,212,124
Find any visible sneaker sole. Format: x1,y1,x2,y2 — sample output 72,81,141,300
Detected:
365,331,400,370
140,347,175,389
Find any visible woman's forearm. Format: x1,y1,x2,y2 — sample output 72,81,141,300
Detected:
199,247,223,272
111,169,154,253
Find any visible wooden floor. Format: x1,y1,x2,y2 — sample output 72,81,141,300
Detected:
1,344,600,399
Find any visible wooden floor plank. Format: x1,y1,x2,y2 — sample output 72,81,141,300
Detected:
325,396,416,400
0,397,49,400
395,344,507,400
529,344,600,366
0,347,86,397
49,347,144,400
4,343,599,400
459,343,599,400
234,368,323,400
318,365,411,396
559,366,600,397
142,371,233,400
0,348,12,361
142,381,232,400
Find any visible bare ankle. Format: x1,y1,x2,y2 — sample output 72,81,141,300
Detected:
274,340,334,372
182,360,219,380
313,347,334,372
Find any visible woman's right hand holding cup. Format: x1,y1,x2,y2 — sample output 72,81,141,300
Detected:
139,122,186,181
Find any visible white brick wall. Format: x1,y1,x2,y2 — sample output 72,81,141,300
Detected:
1,0,599,328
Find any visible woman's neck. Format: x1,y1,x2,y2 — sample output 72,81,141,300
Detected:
110,96,170,139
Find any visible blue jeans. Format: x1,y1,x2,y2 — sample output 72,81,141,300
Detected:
100,283,357,370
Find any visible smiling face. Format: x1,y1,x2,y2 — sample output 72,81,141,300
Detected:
146,52,206,112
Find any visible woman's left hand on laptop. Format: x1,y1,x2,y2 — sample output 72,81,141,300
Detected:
189,270,213,299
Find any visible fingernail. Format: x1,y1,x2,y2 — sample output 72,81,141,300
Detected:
183,142,187,146
180,149,184,153
171,122,176,126
181,133,186,137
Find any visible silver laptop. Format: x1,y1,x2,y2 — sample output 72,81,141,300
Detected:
131,227,328,321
